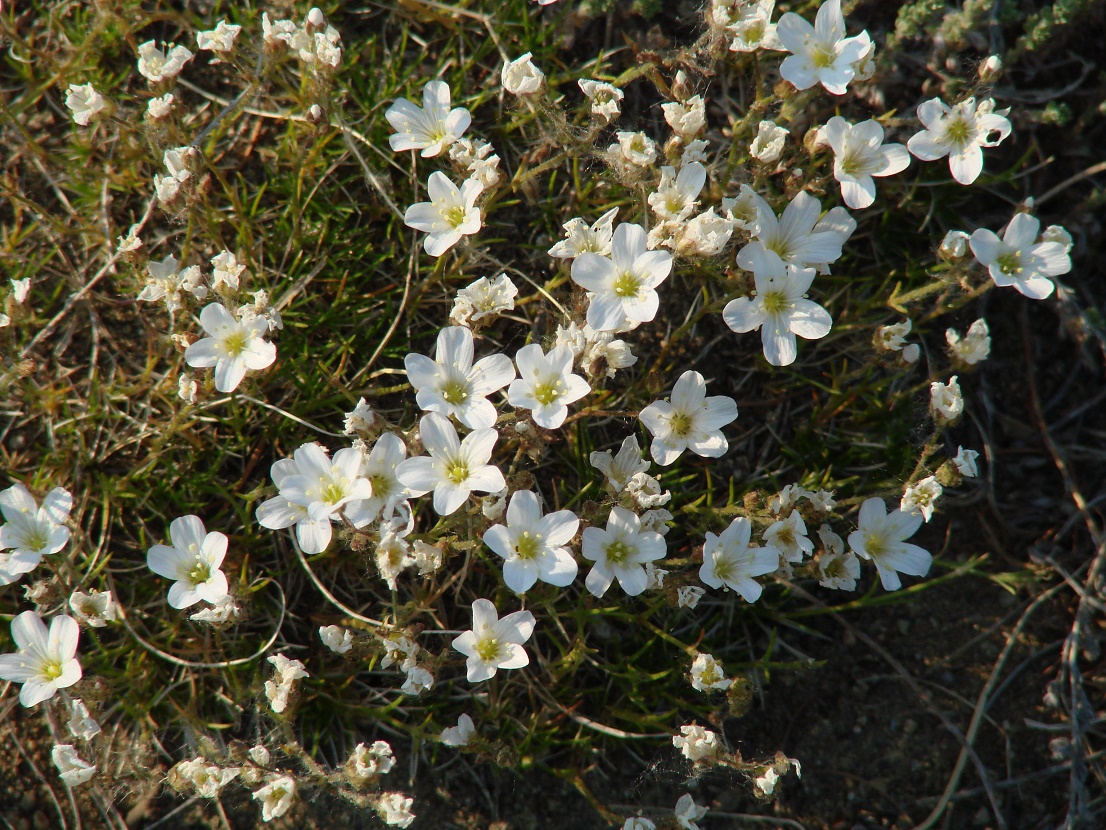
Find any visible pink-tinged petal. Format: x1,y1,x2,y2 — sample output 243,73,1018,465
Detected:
201,531,228,569
433,482,470,515
395,457,441,495
48,615,80,661
840,176,876,210
586,292,630,332
948,145,983,185
611,223,647,267
789,299,833,339
874,144,911,177
471,353,515,396
471,598,498,631
256,495,303,529
11,610,49,650
775,12,813,54
40,488,72,524
436,326,474,373
503,557,538,593
214,356,247,392
762,326,798,366
419,413,461,458
147,545,184,580
538,548,578,586
169,515,207,555
296,518,332,554
584,564,614,597
19,679,59,707
1014,275,1055,300
167,581,202,609
723,297,767,333
184,337,220,368
241,339,276,371
464,465,506,495
0,653,39,683
483,524,514,560
199,303,237,337
570,254,616,292
403,203,441,233
906,132,947,162
614,564,648,596
498,609,536,644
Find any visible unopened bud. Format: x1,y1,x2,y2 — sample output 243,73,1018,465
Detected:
308,104,323,122
671,70,694,102
978,55,1002,83
307,7,326,28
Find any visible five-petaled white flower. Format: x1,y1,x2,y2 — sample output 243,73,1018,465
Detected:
405,326,515,429
386,80,471,157
196,19,242,52
185,302,276,393
720,0,782,53
689,653,732,692
0,611,82,706
253,776,296,822
953,446,979,478
930,376,964,423
648,163,707,222
763,509,814,563
404,171,484,257
136,40,194,83
484,491,579,594
699,517,779,602
147,515,230,609
578,79,624,122
0,483,72,584
451,598,536,682
901,476,942,522
65,83,106,126
571,223,673,332
820,116,910,209
581,506,666,597
639,370,738,466
848,497,932,591
907,97,1012,185
723,251,833,367
69,588,119,628
590,435,650,493
52,745,96,787
361,433,411,522
451,273,518,326
672,724,721,762
969,213,1071,300
737,190,851,273
946,318,991,365
396,413,506,516
549,208,619,259
507,343,590,429
776,0,868,95
441,713,476,747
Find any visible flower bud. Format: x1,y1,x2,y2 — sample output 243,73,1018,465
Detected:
978,55,1002,83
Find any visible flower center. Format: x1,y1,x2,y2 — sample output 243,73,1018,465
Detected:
515,531,541,560
840,149,870,177
945,116,973,146
24,527,51,552
320,480,348,505
42,659,64,681
444,204,469,229
440,378,470,405
810,43,837,69
669,412,694,437
864,533,886,559
475,636,502,663
712,555,734,582
447,461,470,484
369,475,392,500
222,330,248,357
765,239,793,261
762,290,790,314
776,527,795,546
188,560,212,586
532,380,563,406
995,251,1022,276
605,539,634,565
613,271,642,298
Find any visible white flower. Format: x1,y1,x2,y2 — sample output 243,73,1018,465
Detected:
146,92,174,119
401,663,434,695
572,223,672,332
387,81,470,157
153,173,180,204
579,79,624,121
261,13,297,46
946,319,991,365
449,137,501,188
441,713,476,747
953,447,979,478
343,397,378,434
137,254,206,310
1042,224,1074,252
452,598,536,682
930,376,964,423
67,699,101,740
146,515,229,609
901,476,942,522
549,208,619,259
197,19,242,52
939,229,970,259
677,585,706,607
320,625,353,654
361,434,411,521
626,472,671,509
405,326,514,429
819,520,846,554
581,326,638,379
700,517,779,601
674,793,709,829
821,116,910,209
265,654,308,714
750,120,788,163
210,250,247,291
52,745,96,787
65,84,106,126
737,190,851,272
661,96,706,140
0,612,82,706
817,548,860,590
648,163,707,223
679,208,733,257
178,373,198,404
907,97,1012,185
117,224,143,252
253,776,295,822
768,483,807,514
970,213,1071,300
808,489,837,512
350,741,395,778
764,509,814,563
639,370,738,466
776,0,868,95
590,436,651,493
484,491,579,594
185,302,276,393
582,506,666,597
189,596,239,624
396,413,505,516
375,529,413,590
502,53,544,95
848,498,931,591
725,252,832,366
681,139,709,165
673,724,721,762
0,483,71,581
173,758,238,797
249,745,271,766
377,792,416,827
68,589,118,628
875,319,912,353
404,171,483,257
451,273,517,326
723,0,782,52
689,653,731,692
137,40,194,83
412,540,444,575
609,131,657,167
624,819,657,830
508,343,590,429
